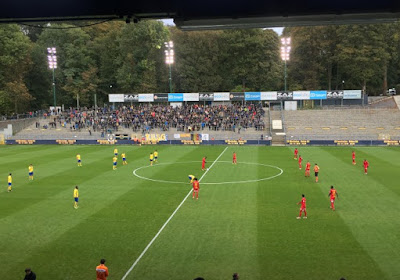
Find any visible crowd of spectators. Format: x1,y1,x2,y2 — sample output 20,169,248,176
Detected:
45,103,266,134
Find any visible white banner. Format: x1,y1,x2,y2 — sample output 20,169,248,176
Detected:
343,90,362,99
183,93,199,101
293,91,310,100
260,91,277,100
213,92,230,101
109,94,124,102
201,134,209,141
138,94,154,102
272,120,283,130
174,134,181,139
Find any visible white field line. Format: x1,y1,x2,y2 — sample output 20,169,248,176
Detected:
133,161,283,185
121,146,228,280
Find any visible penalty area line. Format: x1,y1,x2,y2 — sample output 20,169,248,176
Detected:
121,146,228,280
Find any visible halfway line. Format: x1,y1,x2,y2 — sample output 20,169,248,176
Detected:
121,146,228,280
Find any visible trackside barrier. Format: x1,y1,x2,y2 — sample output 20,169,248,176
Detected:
8,139,400,146
286,140,400,146
6,139,272,145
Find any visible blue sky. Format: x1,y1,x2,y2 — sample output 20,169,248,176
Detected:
160,19,284,35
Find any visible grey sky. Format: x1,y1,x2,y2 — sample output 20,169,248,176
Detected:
159,19,283,35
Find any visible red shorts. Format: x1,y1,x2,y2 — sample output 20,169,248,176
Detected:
202,164,205,169
193,189,199,193
330,197,336,203
300,207,306,212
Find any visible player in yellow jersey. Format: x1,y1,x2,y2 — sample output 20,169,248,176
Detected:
121,153,127,165
76,154,82,166
113,156,118,170
188,175,196,184
154,150,158,162
114,148,118,156
7,173,12,192
28,164,34,180
73,186,79,209
150,153,154,166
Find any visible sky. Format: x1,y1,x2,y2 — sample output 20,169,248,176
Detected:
160,19,284,35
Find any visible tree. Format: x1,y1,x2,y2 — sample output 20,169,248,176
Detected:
0,24,33,114
172,28,224,92
219,29,281,91
116,21,169,93
337,24,390,93
34,24,96,107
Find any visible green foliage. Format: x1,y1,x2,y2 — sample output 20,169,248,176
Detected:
172,28,281,92
288,23,400,94
0,24,33,114
3,20,400,113
116,21,169,93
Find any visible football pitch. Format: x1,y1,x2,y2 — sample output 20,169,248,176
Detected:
1,145,400,280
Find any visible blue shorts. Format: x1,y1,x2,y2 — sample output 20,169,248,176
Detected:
78,160,81,163
150,159,153,162
113,162,117,166
8,182,11,186
114,153,118,156
122,158,126,161
74,197,78,202
29,172,33,176
155,157,158,159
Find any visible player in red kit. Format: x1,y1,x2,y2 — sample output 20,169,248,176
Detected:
305,161,311,177
328,185,339,211
233,152,237,164
298,155,303,169
363,159,369,174
352,151,356,165
294,148,298,160
202,156,207,171
297,194,307,219
192,178,199,200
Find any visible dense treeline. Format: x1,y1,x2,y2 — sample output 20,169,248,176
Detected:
0,20,400,114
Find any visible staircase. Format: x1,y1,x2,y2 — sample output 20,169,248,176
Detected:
270,110,286,146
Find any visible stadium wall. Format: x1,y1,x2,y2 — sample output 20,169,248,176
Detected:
0,118,37,135
5,139,272,145
286,140,400,146
5,139,400,146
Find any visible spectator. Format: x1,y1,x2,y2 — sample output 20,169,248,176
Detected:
38,103,265,135
96,259,109,280
23,268,36,280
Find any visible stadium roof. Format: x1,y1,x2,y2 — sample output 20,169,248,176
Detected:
1,0,400,30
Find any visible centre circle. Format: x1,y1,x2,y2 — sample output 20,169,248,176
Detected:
133,161,283,185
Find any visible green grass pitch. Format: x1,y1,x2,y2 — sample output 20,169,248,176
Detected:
1,145,400,280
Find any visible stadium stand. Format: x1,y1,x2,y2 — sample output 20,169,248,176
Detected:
10,102,400,142
284,108,400,140
10,104,270,141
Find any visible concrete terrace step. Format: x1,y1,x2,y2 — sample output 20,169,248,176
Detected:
394,96,400,110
